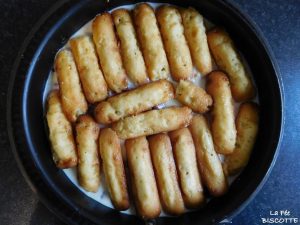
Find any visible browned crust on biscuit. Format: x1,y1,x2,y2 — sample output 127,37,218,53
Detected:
206,71,237,154
75,115,100,192
189,115,228,197
94,80,174,124
125,136,161,219
148,134,185,215
224,102,259,175
46,90,77,168
99,128,130,210
176,80,212,113
181,7,212,75
169,128,205,208
156,5,193,80
112,9,148,85
92,13,128,93
133,3,170,81
111,106,192,139
207,28,255,101
70,36,108,103
55,49,88,122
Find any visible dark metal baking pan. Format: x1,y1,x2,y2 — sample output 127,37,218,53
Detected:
7,0,284,224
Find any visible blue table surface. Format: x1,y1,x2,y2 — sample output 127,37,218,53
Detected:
0,0,299,224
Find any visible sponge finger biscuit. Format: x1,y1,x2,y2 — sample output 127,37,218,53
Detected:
156,6,193,80
133,3,170,81
112,106,192,139
94,80,174,124
92,13,128,93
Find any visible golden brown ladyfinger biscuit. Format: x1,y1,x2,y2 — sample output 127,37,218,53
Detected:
112,9,148,85
224,102,259,175
181,8,212,75
99,128,130,210
176,80,213,113
207,28,255,101
156,6,193,80
75,115,100,192
55,49,88,122
94,80,174,124
206,71,237,154
70,36,108,103
148,134,185,215
92,13,128,93
125,136,161,219
189,115,228,197
169,128,205,208
111,106,192,139
46,90,77,168
133,3,170,81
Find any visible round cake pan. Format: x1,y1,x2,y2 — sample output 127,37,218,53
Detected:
7,0,284,224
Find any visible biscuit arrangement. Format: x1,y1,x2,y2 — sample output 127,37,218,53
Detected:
45,3,259,219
